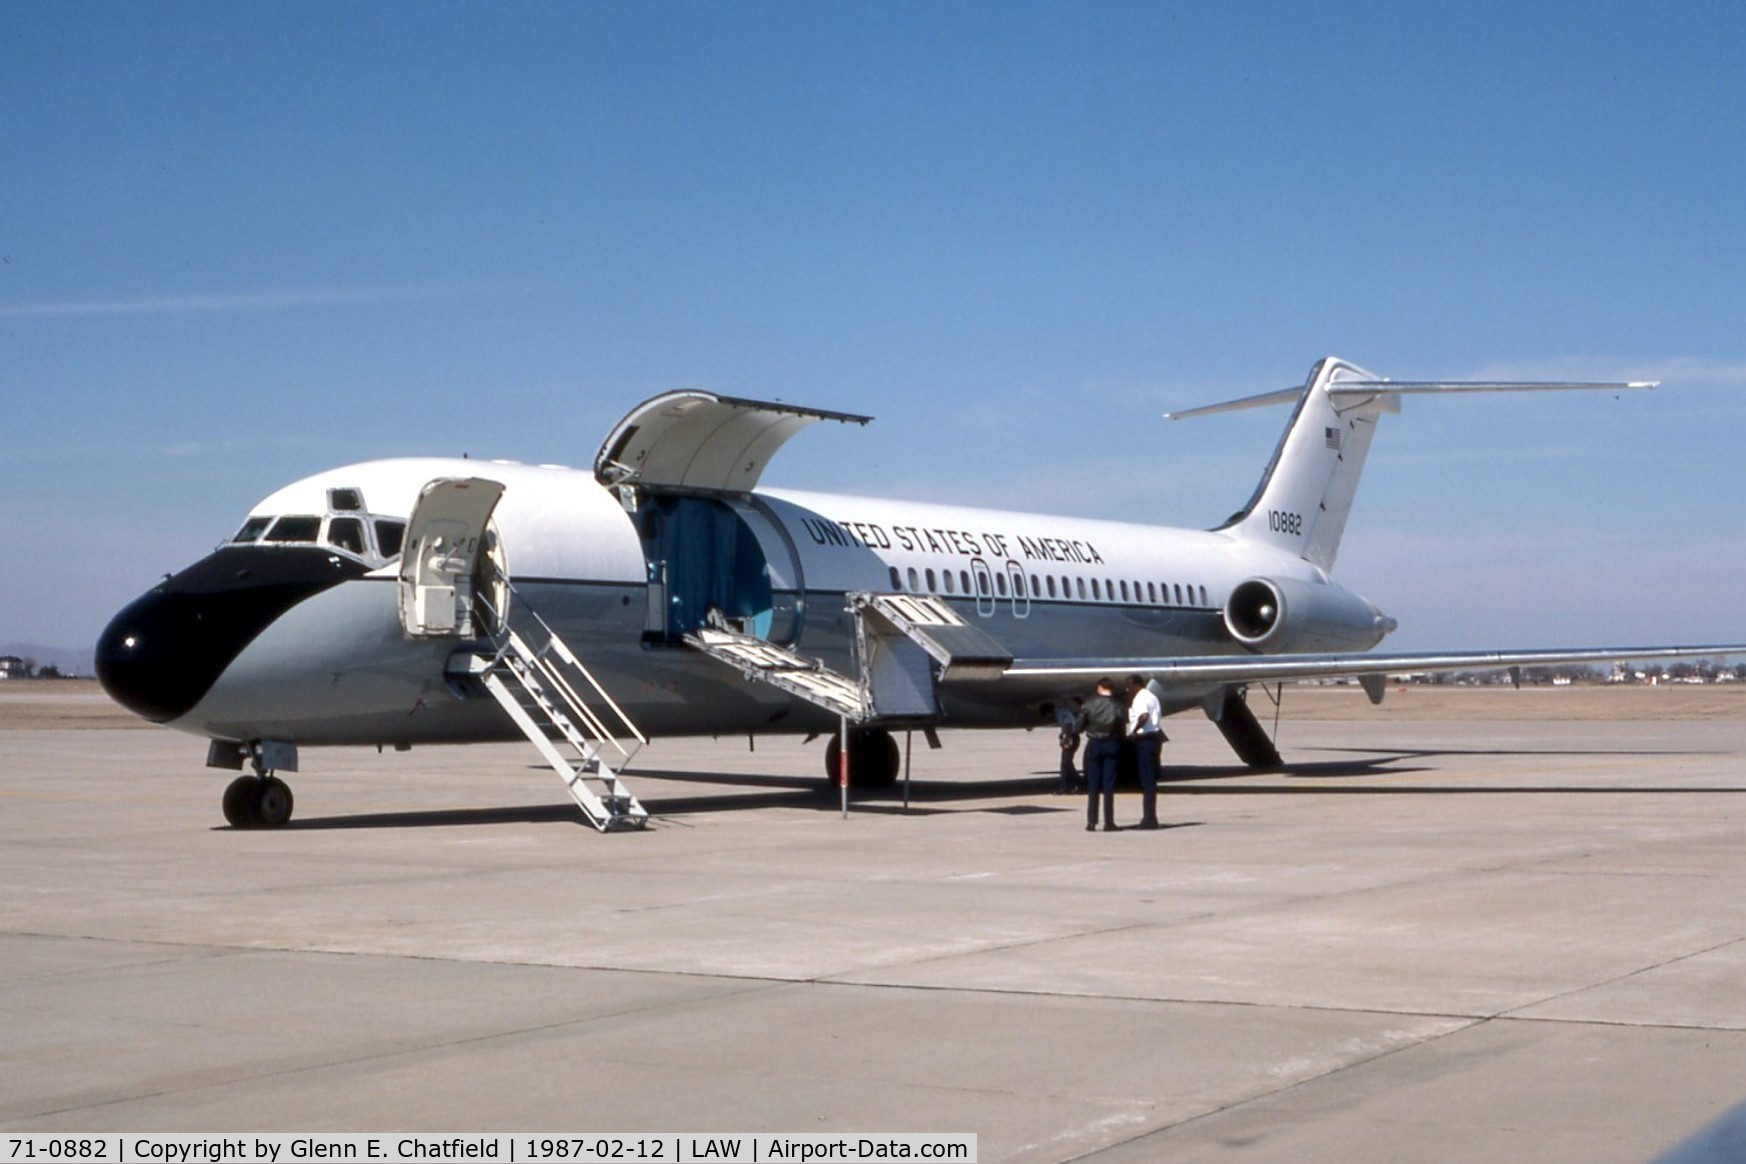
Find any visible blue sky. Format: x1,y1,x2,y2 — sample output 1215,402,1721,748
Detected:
5,1,1744,661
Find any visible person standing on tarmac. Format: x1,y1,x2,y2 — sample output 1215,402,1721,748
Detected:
1054,696,1085,795
1082,679,1124,831
1125,674,1165,830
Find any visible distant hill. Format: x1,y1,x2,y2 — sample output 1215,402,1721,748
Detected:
0,643,96,678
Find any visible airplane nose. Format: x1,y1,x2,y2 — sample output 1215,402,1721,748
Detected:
96,587,237,723
96,546,371,724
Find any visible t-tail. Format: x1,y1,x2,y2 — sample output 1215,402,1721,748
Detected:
1167,356,1657,573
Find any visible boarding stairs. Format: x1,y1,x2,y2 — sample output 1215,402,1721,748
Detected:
453,604,649,832
683,592,1013,727
685,625,869,720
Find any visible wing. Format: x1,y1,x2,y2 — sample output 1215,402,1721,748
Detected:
1000,643,1746,688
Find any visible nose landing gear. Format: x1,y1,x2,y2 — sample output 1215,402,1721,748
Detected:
216,740,298,828
222,774,295,828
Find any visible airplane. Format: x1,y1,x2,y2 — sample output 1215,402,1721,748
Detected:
94,356,1746,832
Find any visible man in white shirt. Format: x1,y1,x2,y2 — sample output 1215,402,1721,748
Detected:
1125,674,1165,830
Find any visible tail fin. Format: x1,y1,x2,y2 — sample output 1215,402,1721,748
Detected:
1186,357,1393,572
1166,357,1656,573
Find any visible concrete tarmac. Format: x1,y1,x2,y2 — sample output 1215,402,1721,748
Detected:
4,692,1746,1161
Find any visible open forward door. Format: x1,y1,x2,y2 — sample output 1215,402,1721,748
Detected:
398,477,507,639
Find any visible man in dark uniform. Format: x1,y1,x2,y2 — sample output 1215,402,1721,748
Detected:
1081,678,1123,831
1054,696,1085,795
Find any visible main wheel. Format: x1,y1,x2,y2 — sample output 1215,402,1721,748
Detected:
823,729,903,787
254,776,295,827
222,775,257,827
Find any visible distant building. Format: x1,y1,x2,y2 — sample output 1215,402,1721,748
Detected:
0,656,28,680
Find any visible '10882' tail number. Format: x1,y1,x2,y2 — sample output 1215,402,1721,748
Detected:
1268,510,1303,536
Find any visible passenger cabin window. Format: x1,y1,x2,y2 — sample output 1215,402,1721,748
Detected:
889,567,902,591
264,515,321,543
926,568,937,592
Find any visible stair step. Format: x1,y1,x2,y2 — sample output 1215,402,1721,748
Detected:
470,623,648,833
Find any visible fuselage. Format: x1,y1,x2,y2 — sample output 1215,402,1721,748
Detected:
96,456,1387,748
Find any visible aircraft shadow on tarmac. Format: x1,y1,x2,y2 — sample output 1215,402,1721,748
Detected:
264,768,1075,831
1163,744,1746,795
248,745,1746,832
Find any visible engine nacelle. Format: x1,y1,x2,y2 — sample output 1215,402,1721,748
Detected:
1223,576,1396,653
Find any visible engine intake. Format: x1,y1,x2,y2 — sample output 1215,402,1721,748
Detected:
1223,576,1395,653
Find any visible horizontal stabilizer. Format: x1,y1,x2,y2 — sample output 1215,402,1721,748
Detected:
1165,376,1655,420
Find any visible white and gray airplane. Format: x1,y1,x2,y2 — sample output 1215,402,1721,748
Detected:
95,357,1745,831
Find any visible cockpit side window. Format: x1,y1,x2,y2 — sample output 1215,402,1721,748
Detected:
232,516,273,543
263,515,322,543
327,517,367,555
375,519,406,559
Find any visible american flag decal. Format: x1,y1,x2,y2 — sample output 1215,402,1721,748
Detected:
1324,426,1342,451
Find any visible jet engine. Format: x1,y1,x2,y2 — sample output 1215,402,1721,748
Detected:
1223,576,1396,654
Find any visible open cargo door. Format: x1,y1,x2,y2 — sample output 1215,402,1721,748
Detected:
594,391,871,500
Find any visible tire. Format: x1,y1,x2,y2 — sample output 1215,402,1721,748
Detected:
823,729,903,787
254,776,295,828
222,775,257,828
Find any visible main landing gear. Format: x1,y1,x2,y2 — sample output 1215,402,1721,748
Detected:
217,741,297,828
823,727,902,787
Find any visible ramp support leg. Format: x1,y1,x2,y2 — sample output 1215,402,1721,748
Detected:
1208,688,1284,770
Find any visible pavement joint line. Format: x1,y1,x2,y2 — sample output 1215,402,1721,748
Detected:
15,927,1746,1035
1493,932,1746,1024
1055,1015,1496,1163
6,972,795,1126
6,923,1543,1025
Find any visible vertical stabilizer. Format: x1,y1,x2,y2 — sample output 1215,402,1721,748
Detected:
1167,357,1656,574
1216,358,1395,572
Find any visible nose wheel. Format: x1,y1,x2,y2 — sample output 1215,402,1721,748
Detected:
221,773,295,828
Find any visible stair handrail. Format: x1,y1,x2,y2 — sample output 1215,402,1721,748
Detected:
476,571,650,755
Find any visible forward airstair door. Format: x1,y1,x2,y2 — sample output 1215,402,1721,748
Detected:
398,477,507,638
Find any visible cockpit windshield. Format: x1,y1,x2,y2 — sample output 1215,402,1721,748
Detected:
227,487,408,567
263,516,322,543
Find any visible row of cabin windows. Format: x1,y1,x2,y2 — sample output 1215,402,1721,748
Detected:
887,565,1210,608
